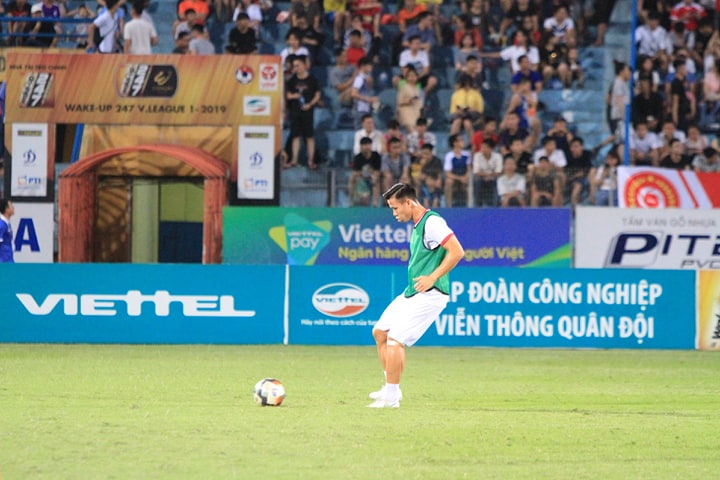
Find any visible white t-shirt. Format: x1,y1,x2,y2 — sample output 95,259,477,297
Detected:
399,49,430,73
497,173,526,196
353,128,384,155
630,131,660,153
124,18,157,54
352,73,372,113
93,10,118,53
421,214,453,250
544,16,575,42
532,147,567,168
473,151,503,175
499,45,540,73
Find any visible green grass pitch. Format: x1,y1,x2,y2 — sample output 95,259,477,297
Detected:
1,344,719,479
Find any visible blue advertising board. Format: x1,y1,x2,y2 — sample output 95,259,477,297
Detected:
223,207,571,268
0,264,286,344
287,267,697,349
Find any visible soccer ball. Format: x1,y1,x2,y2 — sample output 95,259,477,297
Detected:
253,378,285,406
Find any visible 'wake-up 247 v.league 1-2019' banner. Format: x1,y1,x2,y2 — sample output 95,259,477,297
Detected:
4,52,282,126
223,207,572,267
618,166,720,208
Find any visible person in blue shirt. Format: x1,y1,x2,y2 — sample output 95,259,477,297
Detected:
0,198,15,263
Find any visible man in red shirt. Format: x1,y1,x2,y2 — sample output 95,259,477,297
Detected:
178,0,209,25
670,0,706,32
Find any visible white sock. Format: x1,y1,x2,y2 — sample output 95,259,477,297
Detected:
385,383,400,403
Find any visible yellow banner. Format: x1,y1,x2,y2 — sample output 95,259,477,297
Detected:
5,52,282,126
697,270,720,350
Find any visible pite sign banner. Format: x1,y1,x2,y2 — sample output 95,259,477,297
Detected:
575,206,720,269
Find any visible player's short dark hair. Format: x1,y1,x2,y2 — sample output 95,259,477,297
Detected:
382,183,417,201
571,136,584,145
0,199,10,215
236,12,249,21
408,35,421,43
421,143,434,151
416,117,428,126
358,56,373,67
360,136,373,145
482,138,495,148
361,113,373,122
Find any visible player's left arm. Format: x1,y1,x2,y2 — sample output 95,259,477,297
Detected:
413,234,464,293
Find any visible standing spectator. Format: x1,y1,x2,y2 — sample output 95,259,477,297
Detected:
285,55,321,169
396,67,424,133
530,156,561,206
226,12,257,54
0,199,14,263
353,113,384,155
71,3,92,49
349,137,382,207
632,78,664,131
407,117,436,160
381,137,412,191
566,137,595,207
124,1,157,54
472,139,502,206
693,146,720,172
660,138,692,169
416,143,444,208
443,134,472,207
329,47,356,108
88,0,121,53
497,157,526,207
350,57,379,129
7,0,32,46
188,23,214,54
608,61,631,139
670,59,695,132
449,73,484,141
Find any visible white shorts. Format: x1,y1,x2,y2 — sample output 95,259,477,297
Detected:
373,289,449,346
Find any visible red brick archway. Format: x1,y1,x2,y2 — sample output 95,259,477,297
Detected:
58,144,228,264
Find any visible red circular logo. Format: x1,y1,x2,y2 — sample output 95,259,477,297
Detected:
623,172,680,208
261,65,277,81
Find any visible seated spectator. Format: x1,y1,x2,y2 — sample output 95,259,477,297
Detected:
290,0,321,30
350,57,379,129
497,157,526,207
396,67,425,133
25,2,61,48
657,119,687,158
532,136,567,186
344,14,373,53
453,14,482,50
530,156,561,206
173,30,190,53
329,47,356,108
407,117,437,160
546,116,574,157
384,119,408,153
590,149,619,206
456,54,485,88
504,76,540,148
472,139,502,206
232,0,262,31
482,29,539,74
632,78,664,132
660,138,692,169
670,0,706,34
398,34,438,94
285,55,321,169
443,134,472,207
511,54,543,94
500,0,538,41
173,7,196,41
72,3,92,49
353,113,384,155
280,29,311,72
693,146,720,172
226,12,257,54
449,74,484,141
416,143,444,208
395,0,427,61
294,15,325,62
635,11,672,72
346,29,367,66
349,137,382,207
454,31,481,71
505,138,533,176
633,55,661,93
684,124,708,156
352,0,382,39
188,23,214,54
566,137,595,207
178,0,209,25
498,111,530,156
381,137,412,191
402,11,436,52
701,59,720,117
324,0,349,43
704,26,720,72
471,117,499,154
543,4,575,48
629,120,660,166
539,32,574,89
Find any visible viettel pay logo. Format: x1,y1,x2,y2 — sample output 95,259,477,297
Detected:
312,283,369,317
268,213,331,265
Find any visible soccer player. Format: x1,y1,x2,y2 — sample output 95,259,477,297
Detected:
368,183,464,408
0,199,15,263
